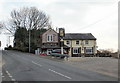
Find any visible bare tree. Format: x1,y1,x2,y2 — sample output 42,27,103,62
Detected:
27,7,50,30
0,22,3,29
0,22,3,34
6,7,51,34
99,48,114,53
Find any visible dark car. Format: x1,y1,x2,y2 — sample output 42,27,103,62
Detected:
96,53,112,57
50,49,69,58
51,49,68,54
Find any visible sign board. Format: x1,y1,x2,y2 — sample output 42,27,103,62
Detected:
59,28,65,38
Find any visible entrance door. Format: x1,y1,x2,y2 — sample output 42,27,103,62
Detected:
47,49,53,55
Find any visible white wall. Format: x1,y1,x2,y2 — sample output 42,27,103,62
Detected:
0,34,14,50
0,34,7,50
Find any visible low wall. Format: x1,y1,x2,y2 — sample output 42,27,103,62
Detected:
67,57,94,61
110,53,119,58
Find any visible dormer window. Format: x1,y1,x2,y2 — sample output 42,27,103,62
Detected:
47,35,53,42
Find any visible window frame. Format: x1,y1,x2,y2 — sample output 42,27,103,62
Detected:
85,40,89,45
85,47,93,54
76,40,79,45
73,48,79,54
47,35,53,42
66,40,70,45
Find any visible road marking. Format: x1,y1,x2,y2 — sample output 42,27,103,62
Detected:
11,79,16,81
32,61,42,67
9,75,12,78
49,69,72,79
2,76,5,78
5,70,16,81
6,71,10,76
6,71,8,73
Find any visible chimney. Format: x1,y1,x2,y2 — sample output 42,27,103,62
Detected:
48,25,52,29
56,27,59,33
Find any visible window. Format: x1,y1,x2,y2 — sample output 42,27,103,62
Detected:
73,48,79,54
66,40,70,45
85,40,89,44
76,40,79,45
85,47,93,54
47,35,53,42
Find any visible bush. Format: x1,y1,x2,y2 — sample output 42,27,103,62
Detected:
4,45,13,50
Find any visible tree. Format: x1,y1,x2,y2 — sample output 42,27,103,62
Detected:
14,27,29,52
0,22,3,29
5,7,50,35
0,22,4,34
14,28,47,52
5,7,50,52
99,48,114,53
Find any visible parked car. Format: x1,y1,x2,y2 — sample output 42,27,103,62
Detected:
51,49,68,54
50,49,69,58
40,51,47,56
96,53,112,57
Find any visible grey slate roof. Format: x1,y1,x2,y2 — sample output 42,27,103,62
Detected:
63,33,96,40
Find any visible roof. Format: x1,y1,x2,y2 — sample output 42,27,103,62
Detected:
63,33,96,40
42,28,57,36
41,44,70,49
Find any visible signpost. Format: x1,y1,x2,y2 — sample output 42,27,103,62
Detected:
59,28,65,54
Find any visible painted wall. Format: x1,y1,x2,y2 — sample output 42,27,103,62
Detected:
64,40,97,56
42,28,58,43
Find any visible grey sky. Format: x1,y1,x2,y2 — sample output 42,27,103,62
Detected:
0,0,118,51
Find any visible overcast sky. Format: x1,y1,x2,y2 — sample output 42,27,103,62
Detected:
0,0,118,51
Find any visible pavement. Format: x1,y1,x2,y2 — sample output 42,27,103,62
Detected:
63,57,118,78
2,50,118,81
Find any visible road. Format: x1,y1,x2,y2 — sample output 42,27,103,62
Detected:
2,50,118,81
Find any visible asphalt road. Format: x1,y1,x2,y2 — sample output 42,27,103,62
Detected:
2,50,118,81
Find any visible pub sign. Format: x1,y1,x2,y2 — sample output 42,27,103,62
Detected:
59,28,65,38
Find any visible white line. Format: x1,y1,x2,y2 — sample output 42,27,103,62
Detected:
6,70,16,81
2,76,5,78
11,79,16,81
49,69,72,79
32,61,42,67
9,75,12,78
6,71,11,76
6,71,9,74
